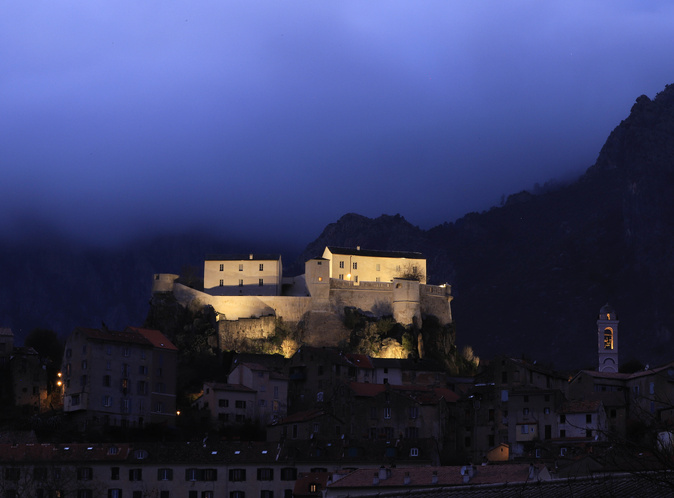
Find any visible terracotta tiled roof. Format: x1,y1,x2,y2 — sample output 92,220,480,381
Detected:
329,464,540,489
271,409,330,426
560,400,603,414
127,326,177,351
0,443,131,462
346,353,374,369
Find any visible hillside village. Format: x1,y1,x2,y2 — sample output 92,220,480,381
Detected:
1,247,674,496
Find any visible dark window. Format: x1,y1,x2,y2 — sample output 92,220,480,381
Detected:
107,490,122,498
219,399,229,407
78,491,93,498
586,414,592,423
77,468,93,481
4,468,20,481
157,468,173,481
235,400,246,409
257,468,273,481
280,468,297,481
129,469,142,481
111,467,120,480
229,469,246,482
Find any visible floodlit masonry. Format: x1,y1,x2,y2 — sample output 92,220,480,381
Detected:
153,246,452,348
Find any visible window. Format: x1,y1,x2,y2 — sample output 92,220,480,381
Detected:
203,469,217,481
560,429,566,438
121,398,130,413
339,261,344,268
111,467,119,480
133,493,142,498
544,407,550,415
103,375,111,387
77,491,93,498
523,408,529,416
376,264,380,271
102,395,112,407
186,469,199,481
219,279,224,286
137,381,147,395
405,427,419,438
160,492,169,498
157,468,173,481
410,447,419,457
4,468,20,481
155,382,166,393
129,469,142,481
384,407,391,419
220,264,224,271
235,400,246,409
82,360,88,370
586,414,592,423
71,394,80,406
77,468,93,480
338,274,344,280
352,262,357,269
560,414,566,423
520,425,529,434
230,492,245,498
219,399,229,407
409,407,419,419
108,490,122,498
239,279,243,287
274,386,279,399
202,493,214,498
259,263,264,271
280,468,297,481
586,429,593,438
260,491,273,498
154,402,164,413
259,278,263,286
257,468,274,481
229,469,246,482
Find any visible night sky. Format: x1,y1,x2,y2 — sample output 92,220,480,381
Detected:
2,2,673,250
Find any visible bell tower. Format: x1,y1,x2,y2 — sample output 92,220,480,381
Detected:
597,304,619,372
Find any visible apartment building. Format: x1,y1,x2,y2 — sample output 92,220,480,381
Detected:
62,326,177,429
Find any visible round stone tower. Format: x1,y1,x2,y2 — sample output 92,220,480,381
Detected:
597,303,619,372
392,278,422,326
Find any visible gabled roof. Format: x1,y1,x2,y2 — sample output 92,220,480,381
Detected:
560,400,603,414
346,354,374,369
203,382,256,393
328,464,543,489
74,327,150,347
205,253,281,261
326,246,425,260
127,327,177,351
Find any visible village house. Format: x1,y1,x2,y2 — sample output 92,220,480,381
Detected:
61,326,178,430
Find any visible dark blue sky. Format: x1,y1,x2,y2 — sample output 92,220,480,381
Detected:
2,2,673,248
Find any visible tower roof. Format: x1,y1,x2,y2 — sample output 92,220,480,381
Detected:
599,303,616,319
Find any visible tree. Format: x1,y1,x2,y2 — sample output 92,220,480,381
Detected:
398,262,425,282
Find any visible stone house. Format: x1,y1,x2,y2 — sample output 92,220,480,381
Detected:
61,326,177,429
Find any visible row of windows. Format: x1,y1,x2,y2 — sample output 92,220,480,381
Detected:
4,467,299,483
219,263,266,271
219,279,265,287
65,346,147,359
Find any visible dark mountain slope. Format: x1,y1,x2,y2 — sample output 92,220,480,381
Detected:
299,84,674,369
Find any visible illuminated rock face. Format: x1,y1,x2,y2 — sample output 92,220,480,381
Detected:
597,304,619,373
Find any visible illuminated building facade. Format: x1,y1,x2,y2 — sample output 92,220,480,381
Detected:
204,253,283,296
322,246,426,284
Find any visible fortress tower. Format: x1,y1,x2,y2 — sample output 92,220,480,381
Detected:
597,304,619,373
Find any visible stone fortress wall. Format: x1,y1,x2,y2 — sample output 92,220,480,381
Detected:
154,273,453,349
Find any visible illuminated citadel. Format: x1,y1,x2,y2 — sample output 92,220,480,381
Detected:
152,246,453,349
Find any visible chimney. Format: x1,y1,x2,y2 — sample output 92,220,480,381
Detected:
249,254,253,259
404,472,411,485
528,463,536,480
431,470,438,484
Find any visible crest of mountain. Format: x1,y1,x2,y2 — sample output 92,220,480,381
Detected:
298,84,674,369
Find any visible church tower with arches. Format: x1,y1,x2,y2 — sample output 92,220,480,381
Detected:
597,304,619,372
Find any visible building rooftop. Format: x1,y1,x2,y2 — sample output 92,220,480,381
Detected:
205,253,281,261
326,246,425,260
